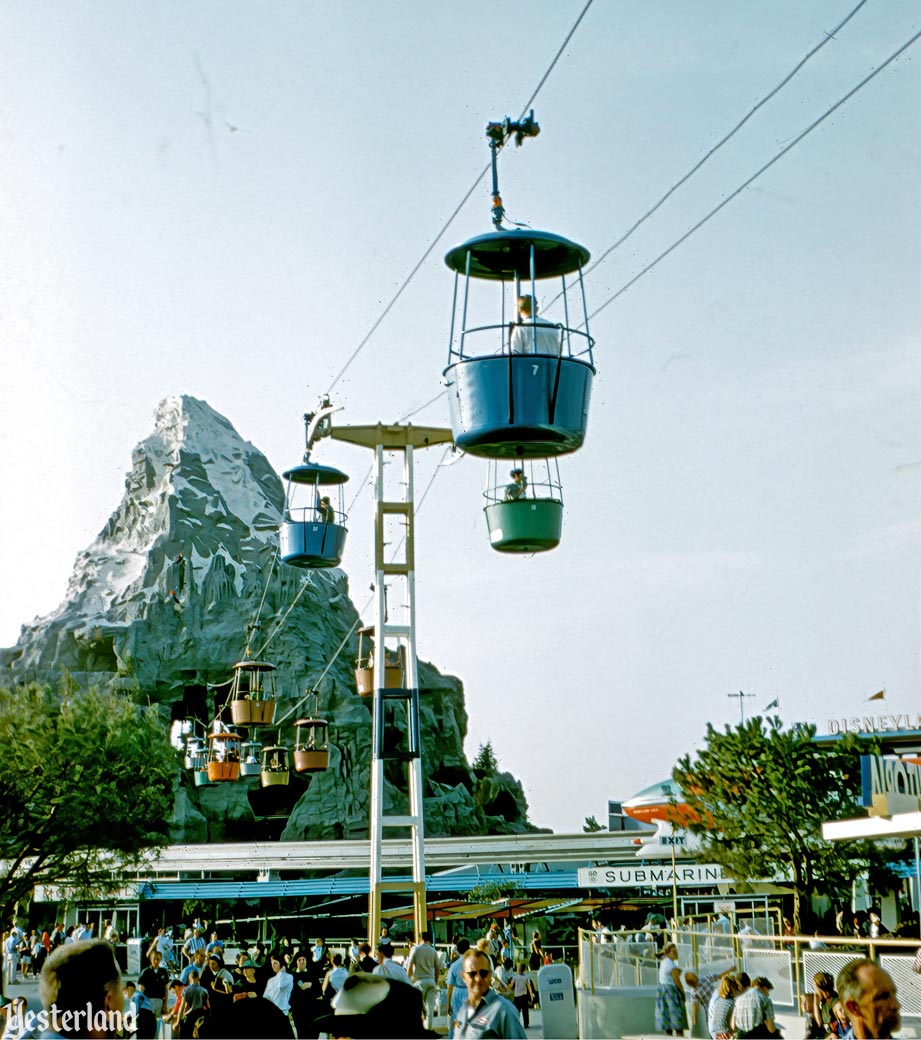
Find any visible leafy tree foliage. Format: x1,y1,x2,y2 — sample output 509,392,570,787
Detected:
473,740,499,775
674,716,883,932
467,879,525,904
0,683,177,923
583,815,605,832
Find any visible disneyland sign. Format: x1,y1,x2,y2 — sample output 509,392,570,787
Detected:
828,714,921,736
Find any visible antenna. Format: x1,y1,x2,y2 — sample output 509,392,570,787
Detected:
728,690,756,724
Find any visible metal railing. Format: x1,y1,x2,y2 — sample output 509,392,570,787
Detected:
578,922,921,1014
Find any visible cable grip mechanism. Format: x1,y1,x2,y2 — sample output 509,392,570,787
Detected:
485,110,540,229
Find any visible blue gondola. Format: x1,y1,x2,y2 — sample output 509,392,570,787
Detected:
279,461,349,569
443,115,596,459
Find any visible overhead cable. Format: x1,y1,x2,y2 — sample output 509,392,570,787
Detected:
243,547,279,658
395,390,448,424
563,0,871,296
588,27,921,322
324,0,595,394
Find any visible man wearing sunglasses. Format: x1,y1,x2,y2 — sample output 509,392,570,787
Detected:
452,950,526,1039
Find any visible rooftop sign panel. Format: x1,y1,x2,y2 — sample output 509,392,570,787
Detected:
861,755,921,816
828,715,921,735
578,864,733,888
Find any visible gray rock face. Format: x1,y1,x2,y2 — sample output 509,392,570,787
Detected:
0,395,536,841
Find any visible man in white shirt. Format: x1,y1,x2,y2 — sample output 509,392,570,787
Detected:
509,295,561,356
3,933,19,984
373,943,410,982
405,931,439,1030
323,953,350,997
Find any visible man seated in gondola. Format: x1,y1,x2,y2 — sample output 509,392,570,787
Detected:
505,469,527,501
316,496,335,524
509,294,561,355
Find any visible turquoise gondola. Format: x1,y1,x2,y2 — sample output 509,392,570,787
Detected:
483,458,564,553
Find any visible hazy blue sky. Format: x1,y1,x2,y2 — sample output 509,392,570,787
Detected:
1,1,918,833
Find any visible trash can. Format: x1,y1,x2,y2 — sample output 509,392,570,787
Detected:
126,938,144,977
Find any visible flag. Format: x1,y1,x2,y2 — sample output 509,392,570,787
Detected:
868,690,886,702
762,698,779,712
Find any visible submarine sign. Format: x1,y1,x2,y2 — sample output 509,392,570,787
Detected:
578,864,732,888
861,755,921,816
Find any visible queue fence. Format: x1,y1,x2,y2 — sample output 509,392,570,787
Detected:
579,922,921,1015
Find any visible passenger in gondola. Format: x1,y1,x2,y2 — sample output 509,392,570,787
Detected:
504,469,527,501
316,496,335,524
509,295,561,356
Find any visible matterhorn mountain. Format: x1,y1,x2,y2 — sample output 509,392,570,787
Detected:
1,395,534,842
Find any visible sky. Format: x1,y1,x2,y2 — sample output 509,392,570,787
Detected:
1,1,919,835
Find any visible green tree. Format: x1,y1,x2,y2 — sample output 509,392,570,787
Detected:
473,740,499,775
467,879,525,904
583,815,605,832
674,716,883,933
0,683,177,924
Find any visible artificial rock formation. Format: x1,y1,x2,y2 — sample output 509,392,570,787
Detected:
1,395,535,841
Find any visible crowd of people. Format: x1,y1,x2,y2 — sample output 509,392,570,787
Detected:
650,945,904,1039
0,918,553,1039
2,923,108,987
9,911,911,1039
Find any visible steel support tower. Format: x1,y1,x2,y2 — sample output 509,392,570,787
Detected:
331,422,453,939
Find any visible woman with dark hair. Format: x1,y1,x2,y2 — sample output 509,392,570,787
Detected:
263,953,294,1016
289,952,320,1039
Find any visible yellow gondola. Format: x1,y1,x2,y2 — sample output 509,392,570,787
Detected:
260,745,290,787
206,731,241,782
